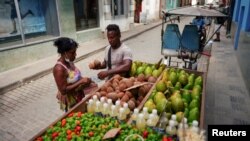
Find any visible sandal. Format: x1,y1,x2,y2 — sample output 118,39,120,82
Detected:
214,39,220,42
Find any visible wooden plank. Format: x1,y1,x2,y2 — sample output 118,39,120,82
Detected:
124,82,153,91
199,71,206,129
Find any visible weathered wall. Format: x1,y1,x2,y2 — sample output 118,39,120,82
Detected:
231,22,250,94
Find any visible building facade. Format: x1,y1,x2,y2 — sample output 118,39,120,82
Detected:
0,0,135,73
140,0,161,23
231,0,250,93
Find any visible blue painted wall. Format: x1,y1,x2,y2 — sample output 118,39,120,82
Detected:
231,0,250,94
233,0,250,31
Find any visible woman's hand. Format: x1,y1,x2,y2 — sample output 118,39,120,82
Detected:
79,77,91,85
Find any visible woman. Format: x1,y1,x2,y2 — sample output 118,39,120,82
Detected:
53,37,97,111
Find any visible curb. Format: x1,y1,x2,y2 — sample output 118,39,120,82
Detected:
0,22,162,95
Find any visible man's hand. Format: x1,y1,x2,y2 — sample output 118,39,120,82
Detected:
97,71,109,80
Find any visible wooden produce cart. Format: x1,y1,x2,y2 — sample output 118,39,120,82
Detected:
30,73,164,140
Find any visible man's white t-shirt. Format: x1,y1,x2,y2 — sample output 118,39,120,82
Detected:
104,43,132,69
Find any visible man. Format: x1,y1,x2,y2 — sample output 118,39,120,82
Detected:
214,3,226,42
191,16,206,46
91,24,133,80
191,16,206,31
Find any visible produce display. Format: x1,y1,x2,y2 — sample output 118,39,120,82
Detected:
91,61,165,112
35,112,165,141
33,61,206,141
143,67,204,133
129,61,165,78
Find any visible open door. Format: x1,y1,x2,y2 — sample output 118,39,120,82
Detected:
134,0,142,23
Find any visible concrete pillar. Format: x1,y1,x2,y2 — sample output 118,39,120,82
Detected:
103,0,111,20
129,0,135,17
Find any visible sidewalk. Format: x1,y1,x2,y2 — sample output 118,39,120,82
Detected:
204,26,250,127
0,21,162,95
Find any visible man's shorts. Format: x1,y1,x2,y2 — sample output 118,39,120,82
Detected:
214,24,221,33
11,9,17,19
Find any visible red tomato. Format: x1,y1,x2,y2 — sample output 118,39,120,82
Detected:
66,129,72,135
68,112,74,117
167,137,173,141
67,134,72,140
52,132,59,138
88,131,94,137
61,119,66,127
142,130,149,138
75,126,81,131
77,112,82,117
162,135,168,141
36,137,43,141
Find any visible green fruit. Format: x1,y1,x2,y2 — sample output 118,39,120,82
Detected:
144,99,156,113
165,101,172,113
169,90,181,101
188,107,199,123
191,87,201,100
169,68,176,73
184,108,189,118
151,65,156,70
134,61,142,67
156,80,167,92
174,82,182,91
183,100,188,109
171,98,184,113
193,85,202,93
189,99,200,110
156,99,168,113
169,71,178,85
165,81,173,87
144,66,153,77
152,69,161,78
188,74,195,85
193,95,201,101
180,70,186,74
149,91,156,100
158,65,165,73
184,83,193,90
163,113,171,120
130,62,137,76
182,89,192,104
178,73,188,86
161,70,168,81
154,92,166,103
194,76,203,87
176,112,184,122
136,66,145,75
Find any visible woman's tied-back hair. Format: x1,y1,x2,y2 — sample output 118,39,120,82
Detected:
106,24,121,37
54,37,78,54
